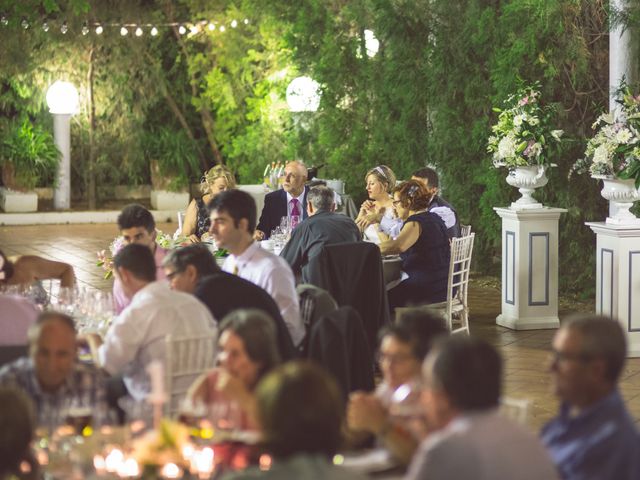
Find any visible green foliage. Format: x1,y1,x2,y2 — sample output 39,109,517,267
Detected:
143,126,200,191
1,117,59,190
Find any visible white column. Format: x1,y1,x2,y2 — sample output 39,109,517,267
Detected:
52,113,72,210
494,207,566,330
610,0,637,112
586,222,640,357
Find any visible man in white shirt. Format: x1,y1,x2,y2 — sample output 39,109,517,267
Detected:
405,336,558,480
208,189,304,346
87,243,217,402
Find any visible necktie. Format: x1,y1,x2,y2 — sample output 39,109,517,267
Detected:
290,198,301,217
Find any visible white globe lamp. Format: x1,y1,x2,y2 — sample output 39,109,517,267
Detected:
286,76,321,113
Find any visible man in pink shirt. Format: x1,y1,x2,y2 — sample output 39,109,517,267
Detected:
112,204,167,314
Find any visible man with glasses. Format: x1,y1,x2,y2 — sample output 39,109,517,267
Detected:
541,314,639,480
255,160,309,240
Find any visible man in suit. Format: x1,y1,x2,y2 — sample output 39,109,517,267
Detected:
255,160,309,240
280,185,360,283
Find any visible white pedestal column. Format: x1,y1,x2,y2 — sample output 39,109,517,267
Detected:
494,207,566,330
586,222,640,357
52,113,72,210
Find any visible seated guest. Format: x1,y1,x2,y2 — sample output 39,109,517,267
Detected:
0,387,38,480
113,204,168,314
347,309,448,465
406,336,558,480
87,244,216,402
411,167,460,239
188,309,281,430
0,312,112,431
209,190,304,346
162,245,296,360
0,294,39,347
379,180,450,309
541,314,640,480
182,165,236,243
0,248,75,305
280,185,361,282
355,165,402,242
224,362,364,480
255,160,309,240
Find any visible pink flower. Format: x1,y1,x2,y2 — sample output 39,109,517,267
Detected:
518,96,529,106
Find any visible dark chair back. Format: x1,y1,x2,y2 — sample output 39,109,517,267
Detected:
0,345,28,368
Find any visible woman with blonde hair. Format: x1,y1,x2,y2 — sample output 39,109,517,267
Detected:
355,165,400,242
379,180,450,309
182,165,236,243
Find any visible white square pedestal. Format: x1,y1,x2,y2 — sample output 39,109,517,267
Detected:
150,190,189,211
0,187,38,212
586,222,640,357
494,207,566,330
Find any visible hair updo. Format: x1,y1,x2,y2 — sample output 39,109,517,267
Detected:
200,165,236,195
393,180,434,211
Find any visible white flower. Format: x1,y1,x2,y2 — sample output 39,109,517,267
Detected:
528,115,540,126
551,130,564,141
513,115,524,127
497,135,517,160
592,144,610,165
616,128,633,144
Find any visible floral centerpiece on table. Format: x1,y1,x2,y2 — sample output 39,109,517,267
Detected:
571,84,640,187
487,82,563,168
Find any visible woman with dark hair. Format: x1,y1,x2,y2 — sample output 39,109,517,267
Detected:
379,180,450,309
187,309,281,430
0,249,75,305
0,387,38,480
182,165,236,243
224,362,364,479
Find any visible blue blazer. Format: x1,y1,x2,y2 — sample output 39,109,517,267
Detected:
257,187,309,239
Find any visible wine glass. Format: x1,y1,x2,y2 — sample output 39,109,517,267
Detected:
389,382,427,439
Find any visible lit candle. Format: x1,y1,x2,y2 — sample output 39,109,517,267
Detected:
105,448,124,473
161,462,182,479
195,447,215,478
117,458,140,478
93,455,106,475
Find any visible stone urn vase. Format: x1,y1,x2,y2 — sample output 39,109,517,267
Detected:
505,165,548,209
592,175,640,225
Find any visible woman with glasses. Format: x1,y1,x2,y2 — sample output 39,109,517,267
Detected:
347,310,448,465
181,165,236,243
355,165,401,242
379,180,450,309
186,309,281,430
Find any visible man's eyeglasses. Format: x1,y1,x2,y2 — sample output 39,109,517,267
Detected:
376,352,414,365
550,349,593,365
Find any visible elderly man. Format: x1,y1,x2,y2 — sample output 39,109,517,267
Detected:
280,185,360,282
541,315,639,480
88,244,216,402
0,311,112,430
209,189,304,346
255,160,309,240
406,336,558,480
162,244,296,360
411,167,460,238
113,204,167,314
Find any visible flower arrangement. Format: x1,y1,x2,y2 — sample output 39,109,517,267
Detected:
571,84,640,187
487,83,563,168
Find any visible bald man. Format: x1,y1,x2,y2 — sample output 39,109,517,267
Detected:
255,160,309,240
0,311,112,430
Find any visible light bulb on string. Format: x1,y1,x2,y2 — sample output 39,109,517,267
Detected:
95,24,103,35
150,26,158,36
120,26,128,36
178,25,186,35
230,19,238,28
21,18,29,29
219,25,225,33
243,18,249,25
42,21,50,32
207,22,215,31
135,26,143,37
189,24,198,35
1,15,8,27
81,22,89,35
60,21,68,34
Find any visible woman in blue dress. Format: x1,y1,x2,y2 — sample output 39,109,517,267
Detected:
379,180,450,310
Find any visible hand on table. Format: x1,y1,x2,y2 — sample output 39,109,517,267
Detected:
188,234,201,243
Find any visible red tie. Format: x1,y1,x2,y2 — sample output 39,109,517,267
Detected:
291,198,301,217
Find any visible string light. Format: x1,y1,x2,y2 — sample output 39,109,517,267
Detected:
120,26,128,36
42,21,50,32
1,15,8,26
135,26,143,37
82,21,89,35
219,25,225,33
230,19,238,28
150,26,158,36
95,24,103,35
243,18,249,25
21,18,29,29
60,21,68,34
178,25,186,35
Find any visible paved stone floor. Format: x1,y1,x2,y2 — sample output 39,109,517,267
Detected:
1,223,639,431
